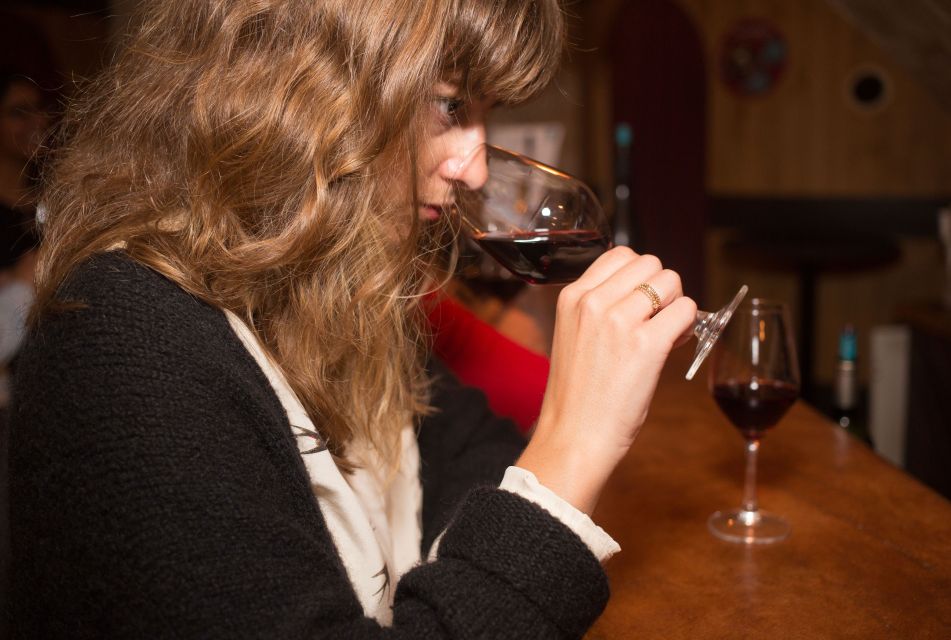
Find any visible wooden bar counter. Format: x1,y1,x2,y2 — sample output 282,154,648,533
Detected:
587,350,951,639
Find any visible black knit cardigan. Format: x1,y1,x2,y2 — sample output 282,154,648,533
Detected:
9,253,609,639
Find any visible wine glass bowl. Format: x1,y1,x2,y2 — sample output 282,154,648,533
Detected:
707,299,800,544
453,144,612,285
451,144,748,379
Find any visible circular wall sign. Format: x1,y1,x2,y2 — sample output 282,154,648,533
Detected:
720,18,788,97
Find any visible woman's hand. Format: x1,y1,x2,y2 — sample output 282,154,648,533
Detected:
516,247,697,515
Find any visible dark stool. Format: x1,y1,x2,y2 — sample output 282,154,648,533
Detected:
723,232,900,400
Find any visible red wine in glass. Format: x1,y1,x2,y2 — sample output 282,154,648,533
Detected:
472,229,611,285
712,379,798,440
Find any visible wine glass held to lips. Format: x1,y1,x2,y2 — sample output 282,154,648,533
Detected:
707,299,801,544
449,143,748,379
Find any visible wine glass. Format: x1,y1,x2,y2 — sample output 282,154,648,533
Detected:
707,299,800,544
451,143,748,379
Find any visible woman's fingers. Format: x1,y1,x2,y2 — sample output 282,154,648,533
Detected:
560,250,664,319
567,246,641,292
528,253,698,514
555,250,693,353
646,295,699,348
627,269,683,320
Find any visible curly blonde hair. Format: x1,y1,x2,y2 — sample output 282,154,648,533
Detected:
35,0,565,467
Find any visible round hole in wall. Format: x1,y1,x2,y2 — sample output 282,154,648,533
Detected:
848,67,890,111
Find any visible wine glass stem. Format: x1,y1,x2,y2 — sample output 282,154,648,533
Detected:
693,310,712,338
741,438,761,515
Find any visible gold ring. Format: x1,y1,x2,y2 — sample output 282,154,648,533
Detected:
635,282,662,314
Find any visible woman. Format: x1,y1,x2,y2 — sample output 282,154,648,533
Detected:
10,0,696,637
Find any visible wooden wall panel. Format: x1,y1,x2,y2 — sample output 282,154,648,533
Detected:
575,0,950,391
688,0,951,196
583,0,951,197
826,0,951,111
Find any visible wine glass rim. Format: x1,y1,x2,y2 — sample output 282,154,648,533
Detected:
739,298,789,312
452,143,597,206
483,143,577,179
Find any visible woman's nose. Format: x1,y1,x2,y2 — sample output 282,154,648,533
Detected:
440,127,488,190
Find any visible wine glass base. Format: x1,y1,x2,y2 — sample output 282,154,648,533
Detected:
707,508,790,544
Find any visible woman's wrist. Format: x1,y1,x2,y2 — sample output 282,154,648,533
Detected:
515,428,625,516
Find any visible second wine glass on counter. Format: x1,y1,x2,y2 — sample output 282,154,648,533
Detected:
707,299,800,544
451,143,747,379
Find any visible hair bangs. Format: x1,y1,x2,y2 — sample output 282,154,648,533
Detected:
441,0,565,104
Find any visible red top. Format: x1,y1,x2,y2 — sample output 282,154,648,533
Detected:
425,294,549,433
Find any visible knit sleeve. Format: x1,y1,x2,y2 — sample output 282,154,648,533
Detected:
410,362,610,636
10,254,609,639
11,256,362,637
416,358,528,550
397,488,610,639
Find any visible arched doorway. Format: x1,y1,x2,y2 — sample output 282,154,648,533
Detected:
609,0,707,302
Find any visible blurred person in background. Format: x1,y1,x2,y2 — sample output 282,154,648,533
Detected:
0,70,48,399
0,71,49,226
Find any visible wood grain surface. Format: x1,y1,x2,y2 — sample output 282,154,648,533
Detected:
586,348,951,639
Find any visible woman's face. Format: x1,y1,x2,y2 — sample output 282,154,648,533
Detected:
416,82,493,221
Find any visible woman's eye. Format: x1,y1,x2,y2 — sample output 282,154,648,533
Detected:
436,97,464,120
